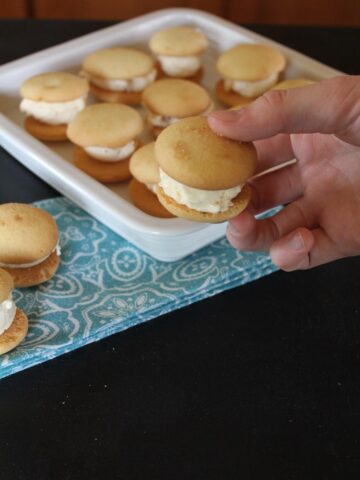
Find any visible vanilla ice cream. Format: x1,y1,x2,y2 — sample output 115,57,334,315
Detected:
158,55,201,77
224,72,279,98
85,141,136,162
0,244,61,269
148,112,180,128
0,295,16,336
88,69,157,92
148,102,213,128
20,96,86,125
159,169,242,213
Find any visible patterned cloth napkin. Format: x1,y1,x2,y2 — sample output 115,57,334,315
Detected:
0,197,279,380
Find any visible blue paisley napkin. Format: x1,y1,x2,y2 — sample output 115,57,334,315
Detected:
0,197,278,380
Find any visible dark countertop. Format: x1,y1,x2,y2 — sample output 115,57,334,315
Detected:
0,19,360,480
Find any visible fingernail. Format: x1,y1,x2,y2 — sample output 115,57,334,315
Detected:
209,110,242,123
286,231,304,251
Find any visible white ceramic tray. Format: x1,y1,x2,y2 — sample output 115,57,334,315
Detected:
0,8,341,261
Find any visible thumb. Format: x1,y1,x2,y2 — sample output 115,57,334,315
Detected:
208,75,360,145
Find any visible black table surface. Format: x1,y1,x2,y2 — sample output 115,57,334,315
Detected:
1,19,360,480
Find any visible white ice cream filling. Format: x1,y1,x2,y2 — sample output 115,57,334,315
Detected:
20,96,86,125
89,69,157,92
224,72,279,98
148,102,213,128
0,243,61,269
0,295,16,336
158,55,201,77
85,140,136,162
159,169,242,214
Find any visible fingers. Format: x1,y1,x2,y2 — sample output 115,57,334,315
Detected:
248,161,303,214
270,227,344,271
208,75,360,144
227,199,313,252
254,134,294,173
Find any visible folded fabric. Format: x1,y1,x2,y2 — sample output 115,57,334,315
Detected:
0,196,279,379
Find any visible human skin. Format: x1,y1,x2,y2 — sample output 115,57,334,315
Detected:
208,75,360,271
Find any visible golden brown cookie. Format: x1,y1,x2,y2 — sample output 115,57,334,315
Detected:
0,308,28,355
0,203,59,266
21,72,89,102
155,116,257,190
3,250,60,288
157,183,251,223
150,27,208,57
129,179,174,218
73,146,132,183
24,116,68,142
217,44,286,82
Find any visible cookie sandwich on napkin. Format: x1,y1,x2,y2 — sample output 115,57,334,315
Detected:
129,142,174,218
67,103,143,184
20,72,89,141
149,26,208,82
0,203,61,287
215,44,286,107
155,116,257,222
0,269,28,355
82,47,157,105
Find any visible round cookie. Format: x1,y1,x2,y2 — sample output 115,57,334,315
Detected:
0,203,60,287
20,72,89,102
67,103,143,148
82,47,156,105
155,116,257,190
0,268,28,355
67,103,143,183
24,116,68,142
142,79,212,136
150,27,208,56
129,142,174,218
129,142,159,185
215,44,286,107
271,78,315,90
217,44,286,81
150,27,207,82
73,146,132,184
20,72,89,142
155,116,257,223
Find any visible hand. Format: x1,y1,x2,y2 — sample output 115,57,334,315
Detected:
208,75,360,271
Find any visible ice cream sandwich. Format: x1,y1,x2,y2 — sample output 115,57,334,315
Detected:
129,142,174,218
20,72,89,141
155,116,257,223
142,78,212,137
82,47,157,105
67,103,143,183
216,44,286,107
0,268,28,355
0,203,61,287
149,26,208,82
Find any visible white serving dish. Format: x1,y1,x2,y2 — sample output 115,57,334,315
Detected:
0,8,341,261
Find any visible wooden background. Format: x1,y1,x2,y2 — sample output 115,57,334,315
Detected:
2,0,360,25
